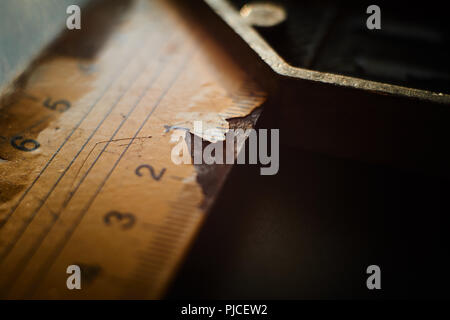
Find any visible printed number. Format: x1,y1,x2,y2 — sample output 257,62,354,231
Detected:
10,136,40,152
103,211,136,230
43,98,71,112
135,164,166,181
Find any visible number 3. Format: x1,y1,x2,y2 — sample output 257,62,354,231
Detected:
103,211,136,230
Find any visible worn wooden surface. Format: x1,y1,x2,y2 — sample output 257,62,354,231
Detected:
0,0,265,298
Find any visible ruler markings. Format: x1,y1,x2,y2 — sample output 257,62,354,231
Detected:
0,0,267,298
166,206,200,219
0,41,179,296
139,249,171,261
141,246,174,259
156,217,195,231
165,208,200,221
141,245,175,259
157,219,193,232
164,205,198,218
151,232,186,244
124,200,202,297
0,32,175,267
0,23,157,230
25,49,195,298
168,198,199,207
150,224,190,238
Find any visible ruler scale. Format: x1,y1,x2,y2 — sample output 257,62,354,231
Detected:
0,34,186,296
0,0,266,298
23,48,195,300
0,3,174,262
0,4,171,230
0,30,175,263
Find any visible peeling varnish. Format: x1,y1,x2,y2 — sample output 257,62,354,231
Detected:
168,81,265,144
171,106,263,209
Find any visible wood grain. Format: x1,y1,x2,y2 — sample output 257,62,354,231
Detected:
0,0,265,299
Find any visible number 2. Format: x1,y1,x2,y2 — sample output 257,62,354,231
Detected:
135,164,166,181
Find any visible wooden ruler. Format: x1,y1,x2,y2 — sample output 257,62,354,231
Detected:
0,0,265,299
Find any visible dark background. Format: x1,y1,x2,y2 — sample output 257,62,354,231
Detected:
168,115,450,300
167,0,450,300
